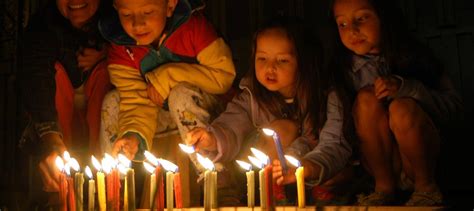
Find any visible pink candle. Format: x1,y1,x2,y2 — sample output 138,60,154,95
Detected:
67,176,76,211
174,172,182,208
155,167,165,211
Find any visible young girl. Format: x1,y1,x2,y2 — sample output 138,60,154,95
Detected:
331,0,463,206
186,17,352,204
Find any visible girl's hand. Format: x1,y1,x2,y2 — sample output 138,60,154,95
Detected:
374,76,401,99
77,47,106,72
186,127,217,152
272,160,297,185
147,83,164,107
112,135,140,160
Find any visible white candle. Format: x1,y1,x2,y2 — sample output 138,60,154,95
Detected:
236,160,255,207
69,158,83,211
197,154,217,210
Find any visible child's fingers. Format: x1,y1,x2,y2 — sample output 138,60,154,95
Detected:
39,161,59,192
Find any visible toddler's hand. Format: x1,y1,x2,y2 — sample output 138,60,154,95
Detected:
374,76,401,99
112,135,140,160
186,127,217,152
147,83,164,107
77,47,106,72
272,159,296,185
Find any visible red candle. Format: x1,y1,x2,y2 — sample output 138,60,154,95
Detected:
67,176,77,211
264,165,273,208
106,169,120,211
155,167,165,211
173,172,182,208
59,173,68,211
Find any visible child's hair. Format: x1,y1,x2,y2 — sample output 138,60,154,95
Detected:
330,0,444,89
246,16,329,136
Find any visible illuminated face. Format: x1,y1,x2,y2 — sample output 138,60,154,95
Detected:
56,0,100,28
114,0,177,45
334,0,381,55
255,28,298,98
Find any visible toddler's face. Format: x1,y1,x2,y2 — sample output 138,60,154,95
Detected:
333,0,381,55
56,0,100,29
255,28,298,98
114,0,177,45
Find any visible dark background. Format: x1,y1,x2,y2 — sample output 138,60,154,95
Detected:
1,0,473,209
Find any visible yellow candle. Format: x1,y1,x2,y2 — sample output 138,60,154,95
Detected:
92,156,106,211
85,166,95,211
166,171,174,211
127,168,136,211
258,168,266,209
96,172,106,211
210,170,217,209
285,155,305,208
124,176,128,210
197,154,217,211
74,172,84,211
150,173,156,208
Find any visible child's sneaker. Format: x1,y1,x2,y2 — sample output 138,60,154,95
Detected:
405,190,443,206
356,191,395,206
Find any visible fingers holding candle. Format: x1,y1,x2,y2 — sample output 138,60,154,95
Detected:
112,135,140,160
186,128,217,152
272,159,296,185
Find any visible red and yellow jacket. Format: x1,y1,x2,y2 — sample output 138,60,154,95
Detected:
100,1,236,148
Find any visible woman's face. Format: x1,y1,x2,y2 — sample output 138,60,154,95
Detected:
56,0,100,28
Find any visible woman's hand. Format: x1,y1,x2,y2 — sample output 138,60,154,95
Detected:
374,76,401,99
147,83,164,107
186,127,217,152
39,133,67,192
112,135,140,160
77,47,106,72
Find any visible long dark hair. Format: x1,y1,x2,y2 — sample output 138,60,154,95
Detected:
246,16,328,136
330,0,444,89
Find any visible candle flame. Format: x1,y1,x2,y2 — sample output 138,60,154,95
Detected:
91,155,102,171
158,159,178,173
117,163,128,175
250,148,269,165
285,155,301,167
144,151,159,166
102,158,112,174
236,160,252,171
104,153,117,167
63,151,71,162
85,166,93,179
118,154,131,168
179,143,195,154
55,156,65,171
262,128,276,136
64,162,71,176
196,153,214,171
69,158,80,171
248,156,264,169
143,162,155,174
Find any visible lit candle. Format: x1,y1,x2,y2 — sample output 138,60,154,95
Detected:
144,151,164,210
285,155,305,208
55,156,68,211
65,161,76,211
85,166,95,211
236,160,255,207
251,148,274,210
262,128,287,173
69,158,83,211
159,158,181,210
118,154,135,211
103,154,120,211
92,156,106,211
178,143,195,154
197,153,217,211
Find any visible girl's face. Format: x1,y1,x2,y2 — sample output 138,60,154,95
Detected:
334,0,381,55
255,28,298,98
56,0,100,29
115,0,177,45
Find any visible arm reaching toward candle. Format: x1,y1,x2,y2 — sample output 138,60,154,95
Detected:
186,128,217,152
39,133,67,192
272,159,320,185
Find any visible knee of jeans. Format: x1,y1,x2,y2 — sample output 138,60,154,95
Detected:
168,82,196,108
102,89,120,108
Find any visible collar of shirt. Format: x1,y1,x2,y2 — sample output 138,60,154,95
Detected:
351,54,383,73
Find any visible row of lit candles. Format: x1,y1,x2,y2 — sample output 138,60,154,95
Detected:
54,128,306,210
